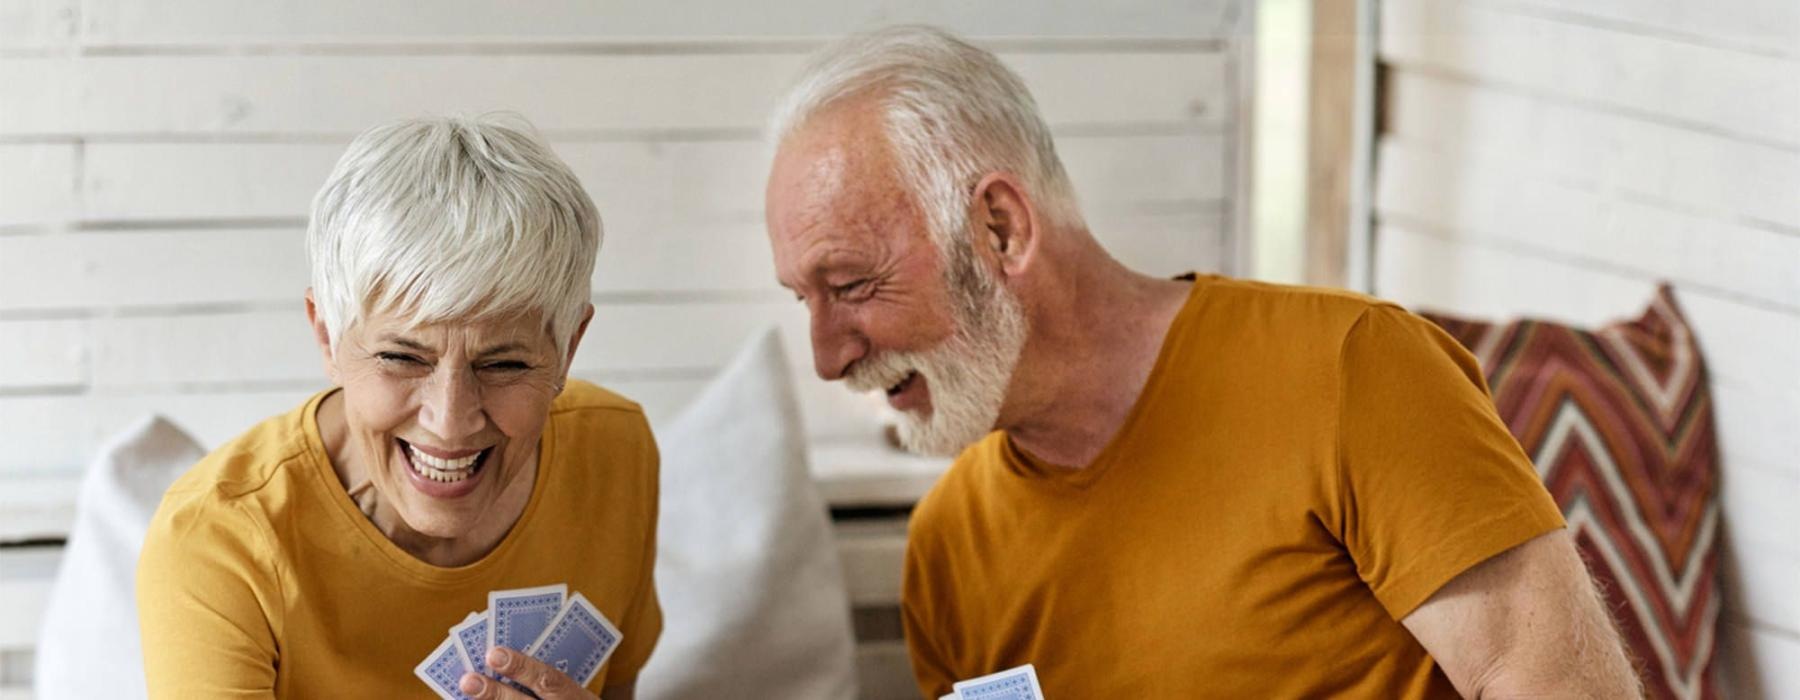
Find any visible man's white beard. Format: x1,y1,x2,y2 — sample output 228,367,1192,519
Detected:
845,251,1030,457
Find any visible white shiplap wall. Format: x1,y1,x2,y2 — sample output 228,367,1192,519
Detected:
0,0,1248,479
1374,0,1800,696
0,3,1248,698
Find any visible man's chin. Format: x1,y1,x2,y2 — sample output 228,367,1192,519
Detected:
894,414,992,457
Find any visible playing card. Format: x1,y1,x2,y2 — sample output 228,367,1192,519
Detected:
523,591,622,688
488,584,567,653
450,611,496,679
414,635,477,700
953,664,1045,700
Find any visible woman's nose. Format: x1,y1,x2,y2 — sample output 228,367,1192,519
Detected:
418,367,485,441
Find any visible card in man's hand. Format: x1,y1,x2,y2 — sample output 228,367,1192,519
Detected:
952,664,1045,700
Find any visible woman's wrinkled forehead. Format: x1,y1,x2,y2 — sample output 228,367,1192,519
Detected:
355,304,557,353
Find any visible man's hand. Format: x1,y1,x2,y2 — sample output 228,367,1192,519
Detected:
1402,529,1642,698
459,647,595,700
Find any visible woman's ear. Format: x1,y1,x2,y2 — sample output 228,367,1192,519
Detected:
304,289,341,385
560,304,596,387
969,172,1039,278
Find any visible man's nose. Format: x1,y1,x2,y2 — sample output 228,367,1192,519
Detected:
418,366,485,442
809,304,867,381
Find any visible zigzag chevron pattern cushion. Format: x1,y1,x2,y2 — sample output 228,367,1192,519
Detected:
1422,284,1719,700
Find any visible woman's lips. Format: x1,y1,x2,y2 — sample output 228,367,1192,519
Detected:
398,438,488,499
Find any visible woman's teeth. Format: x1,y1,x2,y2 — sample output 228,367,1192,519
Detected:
407,444,483,483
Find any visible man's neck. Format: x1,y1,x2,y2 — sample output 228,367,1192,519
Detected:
999,264,1194,469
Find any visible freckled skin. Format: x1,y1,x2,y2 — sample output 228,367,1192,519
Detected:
307,297,589,567
766,101,961,411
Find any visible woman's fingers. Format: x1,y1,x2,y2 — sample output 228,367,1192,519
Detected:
484,647,595,700
460,671,532,700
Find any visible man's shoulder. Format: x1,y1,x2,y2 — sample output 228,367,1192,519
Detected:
1191,274,1396,329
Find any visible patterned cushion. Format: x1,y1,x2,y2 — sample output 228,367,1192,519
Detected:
1422,284,1719,700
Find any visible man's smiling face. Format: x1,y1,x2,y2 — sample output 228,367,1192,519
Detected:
765,100,1029,456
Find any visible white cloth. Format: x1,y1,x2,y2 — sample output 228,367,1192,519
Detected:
35,415,204,700
638,327,859,700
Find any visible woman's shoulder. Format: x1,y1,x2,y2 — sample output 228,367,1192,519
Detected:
550,379,649,424
158,395,321,514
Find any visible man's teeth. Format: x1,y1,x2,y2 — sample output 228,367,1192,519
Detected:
407,444,482,483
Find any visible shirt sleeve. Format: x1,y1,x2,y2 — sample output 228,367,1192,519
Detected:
1333,305,1566,620
136,491,283,699
900,525,959,699
596,416,664,686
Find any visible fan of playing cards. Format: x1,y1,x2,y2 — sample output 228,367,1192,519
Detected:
941,664,1046,700
415,584,624,700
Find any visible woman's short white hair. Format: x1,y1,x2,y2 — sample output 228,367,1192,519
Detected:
307,114,600,360
768,25,1083,254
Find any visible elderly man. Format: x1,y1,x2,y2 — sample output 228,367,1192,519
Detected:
763,26,1640,699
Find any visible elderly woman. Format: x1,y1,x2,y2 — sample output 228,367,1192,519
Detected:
136,116,659,699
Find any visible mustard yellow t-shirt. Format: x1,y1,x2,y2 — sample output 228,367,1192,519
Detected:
137,380,662,698
901,276,1565,698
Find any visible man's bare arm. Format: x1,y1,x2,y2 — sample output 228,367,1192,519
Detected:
1401,529,1642,698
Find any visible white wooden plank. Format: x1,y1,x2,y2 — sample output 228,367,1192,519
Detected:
0,548,56,647
0,319,87,389
1719,463,1800,561
1722,546,1800,643
1375,141,1800,310
79,133,1227,222
1718,620,1800,698
0,472,77,542
1474,0,1800,60
0,0,74,49
1374,223,1661,327
80,142,342,221
77,0,1239,44
0,388,318,474
0,145,75,225
1382,69,1800,231
1711,380,1800,483
0,51,1228,136
1381,0,1800,147
0,230,308,312
1372,223,1800,395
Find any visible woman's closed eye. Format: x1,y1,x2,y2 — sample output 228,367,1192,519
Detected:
376,352,427,366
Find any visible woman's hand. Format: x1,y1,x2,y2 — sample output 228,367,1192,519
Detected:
459,647,595,700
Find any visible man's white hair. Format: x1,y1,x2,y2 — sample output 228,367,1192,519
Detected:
769,25,1083,252
307,114,600,361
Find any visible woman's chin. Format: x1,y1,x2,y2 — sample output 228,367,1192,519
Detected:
391,495,483,540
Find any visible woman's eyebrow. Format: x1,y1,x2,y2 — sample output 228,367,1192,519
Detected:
378,335,433,353
475,342,527,358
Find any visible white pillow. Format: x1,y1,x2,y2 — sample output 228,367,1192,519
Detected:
35,415,205,699
639,327,858,699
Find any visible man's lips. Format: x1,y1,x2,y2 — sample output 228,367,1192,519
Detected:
886,371,928,412
886,371,919,397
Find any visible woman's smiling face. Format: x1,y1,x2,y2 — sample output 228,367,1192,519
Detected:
317,303,579,541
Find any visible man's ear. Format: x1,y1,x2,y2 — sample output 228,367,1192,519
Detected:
304,289,340,385
969,172,1038,278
